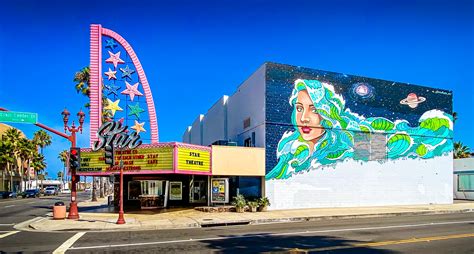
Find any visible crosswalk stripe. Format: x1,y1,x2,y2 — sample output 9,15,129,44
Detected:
53,232,86,254
0,231,19,239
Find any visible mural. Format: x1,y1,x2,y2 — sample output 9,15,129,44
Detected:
264,63,454,180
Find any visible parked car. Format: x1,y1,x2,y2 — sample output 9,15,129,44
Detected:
44,187,58,196
22,189,40,198
1,191,18,199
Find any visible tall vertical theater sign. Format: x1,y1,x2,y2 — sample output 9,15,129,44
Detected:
79,24,212,176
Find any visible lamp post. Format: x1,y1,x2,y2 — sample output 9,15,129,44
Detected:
116,160,125,224
62,108,85,220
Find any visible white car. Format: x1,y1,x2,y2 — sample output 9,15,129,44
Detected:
44,187,58,196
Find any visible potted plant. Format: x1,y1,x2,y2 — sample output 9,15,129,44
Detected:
248,201,258,213
232,194,246,213
258,197,270,212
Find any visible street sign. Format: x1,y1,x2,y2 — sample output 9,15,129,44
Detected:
0,111,37,124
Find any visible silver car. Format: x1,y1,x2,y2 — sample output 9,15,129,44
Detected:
44,187,58,196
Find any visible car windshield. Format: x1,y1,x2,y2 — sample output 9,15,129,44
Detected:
26,190,37,193
46,187,54,190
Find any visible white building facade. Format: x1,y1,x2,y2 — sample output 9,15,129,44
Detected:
183,62,454,210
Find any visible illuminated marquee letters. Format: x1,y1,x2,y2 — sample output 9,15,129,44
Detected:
92,121,142,151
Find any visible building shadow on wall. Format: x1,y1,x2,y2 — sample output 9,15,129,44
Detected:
197,233,399,254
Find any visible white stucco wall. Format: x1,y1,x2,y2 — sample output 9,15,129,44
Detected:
202,96,228,146
182,126,191,144
227,64,266,147
266,154,454,210
190,115,204,145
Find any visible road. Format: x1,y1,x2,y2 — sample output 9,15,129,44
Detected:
0,200,473,254
0,191,89,253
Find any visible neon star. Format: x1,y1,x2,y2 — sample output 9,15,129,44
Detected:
128,103,145,118
105,51,125,68
120,65,135,81
105,39,117,50
104,68,117,80
121,81,143,101
104,84,121,96
131,120,146,134
104,98,123,116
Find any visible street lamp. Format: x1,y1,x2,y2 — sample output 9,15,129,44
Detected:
62,108,85,220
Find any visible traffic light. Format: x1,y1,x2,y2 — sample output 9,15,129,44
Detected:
69,147,81,171
104,145,114,166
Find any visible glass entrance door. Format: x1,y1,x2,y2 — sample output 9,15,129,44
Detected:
189,178,207,203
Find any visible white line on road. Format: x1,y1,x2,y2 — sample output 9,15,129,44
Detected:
53,232,86,254
69,220,474,250
0,224,14,226
4,205,15,208
0,231,19,239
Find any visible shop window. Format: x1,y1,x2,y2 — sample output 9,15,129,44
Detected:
458,174,474,192
140,180,163,196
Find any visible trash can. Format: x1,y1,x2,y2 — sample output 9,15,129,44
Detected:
53,201,66,220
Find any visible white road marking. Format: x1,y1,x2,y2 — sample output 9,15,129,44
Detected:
69,220,474,250
0,224,14,226
4,205,15,208
53,232,86,254
27,201,36,204
0,231,19,239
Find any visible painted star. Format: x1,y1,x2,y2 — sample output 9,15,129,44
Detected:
121,81,143,101
104,68,117,80
128,103,145,118
105,51,125,68
120,65,135,81
105,39,117,50
104,98,123,116
104,84,121,96
131,120,146,134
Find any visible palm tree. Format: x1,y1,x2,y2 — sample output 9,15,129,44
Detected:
0,139,15,191
58,150,68,190
454,141,471,159
31,153,46,188
33,130,52,190
18,138,36,190
74,66,111,198
3,128,22,191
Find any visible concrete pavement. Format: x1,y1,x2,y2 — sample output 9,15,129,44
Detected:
16,198,474,232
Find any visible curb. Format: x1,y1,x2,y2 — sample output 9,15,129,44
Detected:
16,208,474,233
250,208,474,225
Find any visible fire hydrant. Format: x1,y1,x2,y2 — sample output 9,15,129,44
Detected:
53,201,66,220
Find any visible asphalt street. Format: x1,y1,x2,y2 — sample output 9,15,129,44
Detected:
0,200,473,254
0,191,89,253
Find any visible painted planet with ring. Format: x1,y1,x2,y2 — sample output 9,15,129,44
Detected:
400,93,426,108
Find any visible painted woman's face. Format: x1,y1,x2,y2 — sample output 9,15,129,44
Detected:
295,89,325,142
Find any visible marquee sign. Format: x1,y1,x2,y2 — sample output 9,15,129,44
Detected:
77,142,211,175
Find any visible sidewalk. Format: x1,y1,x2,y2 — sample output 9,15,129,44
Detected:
16,198,474,232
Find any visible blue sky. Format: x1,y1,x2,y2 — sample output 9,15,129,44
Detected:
1,0,473,178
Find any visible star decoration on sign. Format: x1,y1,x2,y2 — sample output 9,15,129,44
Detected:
104,98,123,116
104,68,117,80
105,39,117,50
105,51,125,68
121,81,143,101
128,103,145,118
131,120,146,134
104,84,121,96
120,65,135,81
